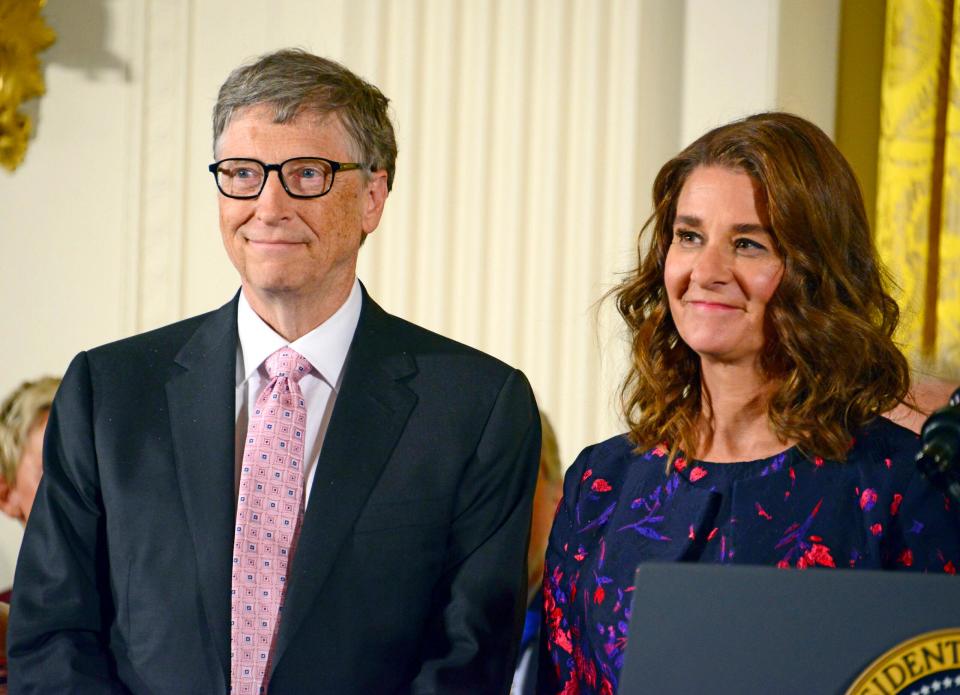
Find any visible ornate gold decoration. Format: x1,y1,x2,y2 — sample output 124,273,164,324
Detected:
844,627,960,694
0,0,55,172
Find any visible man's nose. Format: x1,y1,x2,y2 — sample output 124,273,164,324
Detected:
689,243,732,286
255,170,294,221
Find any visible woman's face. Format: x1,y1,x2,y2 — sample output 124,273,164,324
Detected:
664,165,784,368
10,412,48,523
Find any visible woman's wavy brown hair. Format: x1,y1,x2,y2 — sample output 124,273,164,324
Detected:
616,112,909,463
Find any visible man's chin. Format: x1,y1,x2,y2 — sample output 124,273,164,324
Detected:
241,277,307,300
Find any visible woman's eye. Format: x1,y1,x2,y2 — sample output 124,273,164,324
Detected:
734,237,765,251
674,230,700,245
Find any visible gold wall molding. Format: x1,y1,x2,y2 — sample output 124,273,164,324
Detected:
0,0,55,171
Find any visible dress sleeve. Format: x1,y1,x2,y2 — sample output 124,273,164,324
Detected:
537,445,590,693
890,466,960,573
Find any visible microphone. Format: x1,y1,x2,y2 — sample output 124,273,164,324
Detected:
915,387,960,504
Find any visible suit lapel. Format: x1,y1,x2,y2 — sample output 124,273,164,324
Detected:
165,296,239,678
273,293,417,666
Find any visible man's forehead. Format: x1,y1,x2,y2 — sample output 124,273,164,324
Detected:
224,103,341,133
215,105,349,153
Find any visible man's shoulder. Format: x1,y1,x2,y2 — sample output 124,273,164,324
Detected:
360,296,515,376
84,298,235,366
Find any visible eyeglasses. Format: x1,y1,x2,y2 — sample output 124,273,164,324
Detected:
207,156,367,199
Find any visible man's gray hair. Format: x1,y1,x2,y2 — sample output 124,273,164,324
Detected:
213,48,398,191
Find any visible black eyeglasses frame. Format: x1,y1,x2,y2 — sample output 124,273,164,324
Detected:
207,156,367,200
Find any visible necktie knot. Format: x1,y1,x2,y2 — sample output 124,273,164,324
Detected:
265,347,312,382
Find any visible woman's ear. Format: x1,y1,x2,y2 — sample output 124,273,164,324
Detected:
0,478,22,521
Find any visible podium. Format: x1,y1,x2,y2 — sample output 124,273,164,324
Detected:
619,563,960,695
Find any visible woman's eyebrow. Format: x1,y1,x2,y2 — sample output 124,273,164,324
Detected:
674,214,702,227
732,223,773,234
674,215,771,235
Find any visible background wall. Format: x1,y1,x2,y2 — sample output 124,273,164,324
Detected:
0,0,840,587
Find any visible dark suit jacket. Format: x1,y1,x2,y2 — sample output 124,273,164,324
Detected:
8,289,541,694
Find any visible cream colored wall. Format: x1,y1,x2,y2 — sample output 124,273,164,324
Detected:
680,0,840,144
0,0,838,588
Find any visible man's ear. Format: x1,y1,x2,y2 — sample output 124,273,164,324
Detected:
361,170,389,236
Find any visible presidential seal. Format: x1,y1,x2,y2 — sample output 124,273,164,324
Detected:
846,628,960,695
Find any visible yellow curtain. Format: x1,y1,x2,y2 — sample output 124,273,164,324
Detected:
877,0,960,378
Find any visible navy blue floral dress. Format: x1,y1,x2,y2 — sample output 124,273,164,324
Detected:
538,417,960,695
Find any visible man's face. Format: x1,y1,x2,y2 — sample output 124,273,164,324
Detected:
216,104,388,308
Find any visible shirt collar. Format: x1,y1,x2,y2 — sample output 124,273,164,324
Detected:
236,278,362,390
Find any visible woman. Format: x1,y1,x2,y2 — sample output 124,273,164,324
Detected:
538,112,960,694
0,375,59,687
0,376,60,529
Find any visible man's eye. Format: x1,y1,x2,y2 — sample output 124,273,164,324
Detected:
234,168,257,179
287,164,326,180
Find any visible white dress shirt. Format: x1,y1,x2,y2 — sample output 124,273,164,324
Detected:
234,279,362,508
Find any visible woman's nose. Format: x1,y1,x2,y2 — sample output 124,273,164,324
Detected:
689,243,732,286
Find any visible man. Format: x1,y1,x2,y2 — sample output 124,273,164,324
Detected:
9,49,540,694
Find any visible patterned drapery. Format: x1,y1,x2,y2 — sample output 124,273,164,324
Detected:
877,0,960,377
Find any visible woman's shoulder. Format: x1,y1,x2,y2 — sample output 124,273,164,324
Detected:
575,432,638,462
848,416,921,466
560,434,668,503
568,433,664,476
806,416,925,499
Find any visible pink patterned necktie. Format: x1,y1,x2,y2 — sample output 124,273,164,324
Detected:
231,347,312,694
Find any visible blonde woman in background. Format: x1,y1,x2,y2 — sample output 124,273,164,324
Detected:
0,375,60,682
0,377,60,530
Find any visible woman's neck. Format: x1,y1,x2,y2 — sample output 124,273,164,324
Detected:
696,359,792,463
